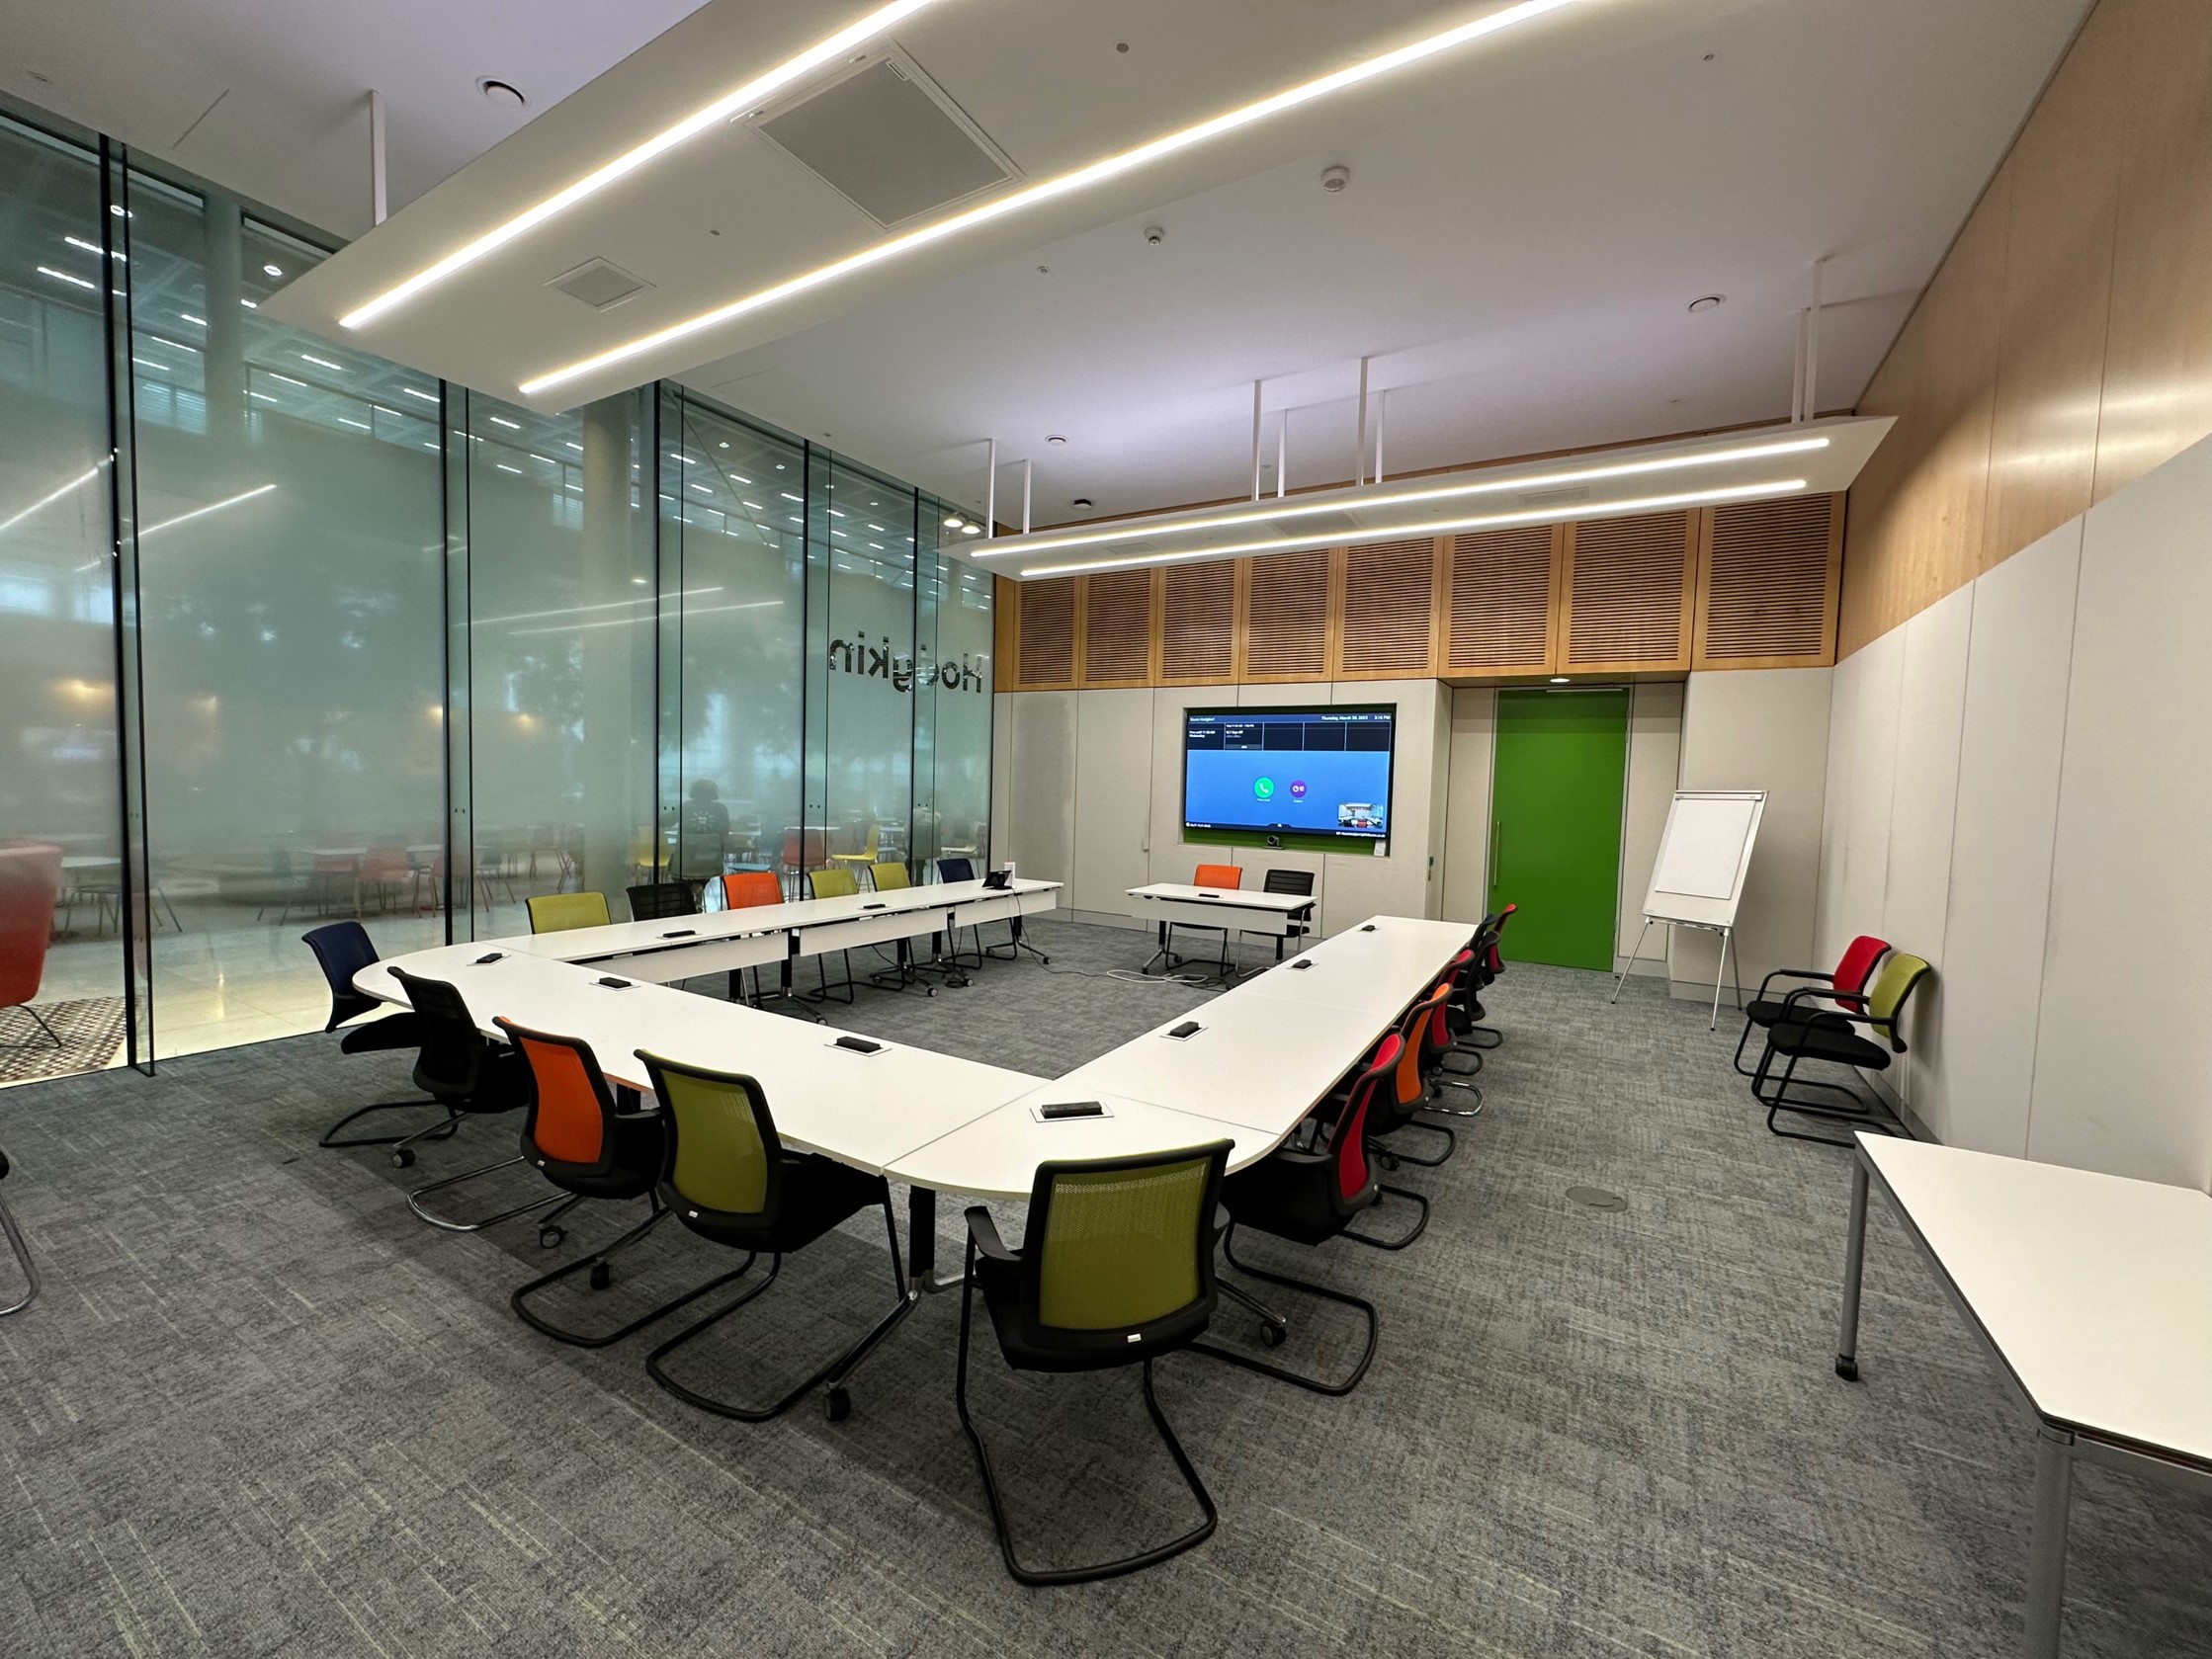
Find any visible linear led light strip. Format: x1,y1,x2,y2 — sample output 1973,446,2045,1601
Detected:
1018,478,1808,578
340,0,949,331
978,434,1831,559
519,0,1586,396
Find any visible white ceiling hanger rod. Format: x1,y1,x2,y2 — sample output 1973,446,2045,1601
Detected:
368,90,388,226
1276,413,1287,499
984,437,997,539
1021,456,1033,536
1806,256,1825,422
1374,387,1387,483
1353,356,1371,486
1250,379,1264,502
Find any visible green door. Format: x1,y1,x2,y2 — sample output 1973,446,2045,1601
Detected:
1488,688,1628,971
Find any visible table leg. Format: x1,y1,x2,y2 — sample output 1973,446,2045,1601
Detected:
1835,1157,1870,1380
1142,920,1172,975
2026,1427,2074,1659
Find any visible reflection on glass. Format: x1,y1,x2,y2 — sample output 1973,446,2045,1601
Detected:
460,388,655,935
660,390,804,895
914,512,994,873
815,456,916,885
0,116,122,1077
128,173,448,1056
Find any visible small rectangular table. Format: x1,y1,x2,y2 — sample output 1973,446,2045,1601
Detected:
1127,882,1315,977
1835,1133,2212,1659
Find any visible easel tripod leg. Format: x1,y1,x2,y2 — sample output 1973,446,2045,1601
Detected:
1611,918,1655,1005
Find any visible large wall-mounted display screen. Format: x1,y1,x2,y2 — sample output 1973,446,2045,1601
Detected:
1181,705,1396,843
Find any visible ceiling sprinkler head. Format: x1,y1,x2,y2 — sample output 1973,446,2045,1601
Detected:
1144,224,1165,247
1320,164,1351,194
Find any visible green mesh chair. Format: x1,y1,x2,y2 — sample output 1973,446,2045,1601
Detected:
1751,953,1933,1145
526,891,611,934
958,1142,1232,1585
800,868,861,1004
635,1049,909,1423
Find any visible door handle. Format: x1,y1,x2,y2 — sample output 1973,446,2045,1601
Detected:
1489,819,1500,894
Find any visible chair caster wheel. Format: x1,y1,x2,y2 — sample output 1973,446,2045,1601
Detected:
1260,1322,1288,1349
589,1261,612,1290
391,1148,415,1169
539,1225,565,1250
824,1386,851,1423
1834,1356,1859,1381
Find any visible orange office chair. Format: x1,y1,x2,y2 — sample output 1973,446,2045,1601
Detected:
718,871,817,1021
0,843,63,1050
1163,863,1244,979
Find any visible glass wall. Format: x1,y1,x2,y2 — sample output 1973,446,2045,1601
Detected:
125,170,448,1054
0,115,125,1057
0,105,992,1082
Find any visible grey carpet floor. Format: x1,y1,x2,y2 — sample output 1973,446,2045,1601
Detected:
1,918,2208,1659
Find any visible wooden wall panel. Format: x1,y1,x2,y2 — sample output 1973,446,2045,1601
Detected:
1078,569,1153,686
1560,511,1695,673
1443,524,1560,676
1013,575,1076,690
1845,0,2212,656
1159,561,1236,683
1337,538,1440,678
1241,548,1330,681
1692,495,1843,670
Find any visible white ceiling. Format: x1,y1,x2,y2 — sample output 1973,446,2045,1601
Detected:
4,0,2091,527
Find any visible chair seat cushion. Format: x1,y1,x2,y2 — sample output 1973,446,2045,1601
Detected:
1769,1018,1888,1069
673,1152,886,1253
339,1011,425,1054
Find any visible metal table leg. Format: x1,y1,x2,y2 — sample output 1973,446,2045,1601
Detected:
2026,1427,2074,1659
1836,1156,1870,1380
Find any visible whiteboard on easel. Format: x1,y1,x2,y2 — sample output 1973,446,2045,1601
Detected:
1643,790,1765,929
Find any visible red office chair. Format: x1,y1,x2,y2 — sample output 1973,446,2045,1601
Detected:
0,843,63,1050
1733,934,1890,1076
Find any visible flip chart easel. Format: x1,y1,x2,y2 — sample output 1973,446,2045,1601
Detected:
1611,789,1765,1029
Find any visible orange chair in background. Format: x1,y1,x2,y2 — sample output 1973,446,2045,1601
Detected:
1164,863,1245,978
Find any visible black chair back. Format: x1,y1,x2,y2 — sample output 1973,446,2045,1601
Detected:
627,881,698,921
937,857,976,883
388,966,490,1103
302,921,381,1030
1261,869,1314,897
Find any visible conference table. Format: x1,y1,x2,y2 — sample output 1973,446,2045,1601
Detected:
1128,881,1318,977
1833,1133,2212,1659
357,896,1473,1331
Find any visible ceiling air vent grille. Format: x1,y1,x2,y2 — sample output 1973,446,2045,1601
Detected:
1564,511,1694,669
548,258,650,311
1160,562,1234,683
1080,570,1153,685
1243,548,1329,681
1447,526,1556,672
1016,577,1075,688
1339,539,1436,677
756,52,1017,228
1699,494,1839,665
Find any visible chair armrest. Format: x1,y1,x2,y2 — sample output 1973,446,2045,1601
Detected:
1778,986,1877,1027
1755,966,1833,998
965,1206,1018,1265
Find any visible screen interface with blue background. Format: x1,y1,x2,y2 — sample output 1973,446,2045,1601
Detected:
1183,708,1395,840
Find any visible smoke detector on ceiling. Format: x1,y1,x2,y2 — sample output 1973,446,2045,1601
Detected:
1320,164,1351,194
478,78,527,110
1144,224,1165,246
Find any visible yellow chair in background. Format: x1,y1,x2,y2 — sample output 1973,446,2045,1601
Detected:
527,891,611,934
827,826,881,884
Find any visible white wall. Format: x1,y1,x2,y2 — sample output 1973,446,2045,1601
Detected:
1617,682,1684,975
994,678,1449,938
1818,429,2212,1189
1671,667,1832,993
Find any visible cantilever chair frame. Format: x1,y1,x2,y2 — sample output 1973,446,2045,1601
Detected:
1751,957,1933,1147
0,1148,36,1317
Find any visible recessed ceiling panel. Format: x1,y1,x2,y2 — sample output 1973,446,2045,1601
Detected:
757,53,1017,227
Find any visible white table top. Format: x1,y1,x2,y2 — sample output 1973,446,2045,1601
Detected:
1128,882,1314,914
886,1087,1265,1199
1861,1133,2212,1469
355,950,1043,1178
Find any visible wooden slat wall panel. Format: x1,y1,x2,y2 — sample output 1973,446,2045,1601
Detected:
1693,494,1842,669
1015,576,1076,689
1562,511,1694,671
1445,525,1559,674
1242,548,1330,681
1338,538,1439,677
1078,570,1153,685
1159,561,1236,683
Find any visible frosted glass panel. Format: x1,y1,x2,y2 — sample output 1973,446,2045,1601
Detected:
128,175,448,1058
914,524,994,871
0,117,124,1074
459,389,655,935
815,456,916,881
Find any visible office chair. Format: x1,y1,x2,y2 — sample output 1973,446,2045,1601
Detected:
801,869,861,1003
1426,946,1487,1113
627,881,698,922
1189,1042,1395,1396
1163,863,1243,977
636,1050,911,1424
1246,868,1316,960
958,1143,1233,1584
0,842,63,1049
826,824,882,884
870,861,910,891
386,968,566,1237
1363,984,1460,1196
299,921,443,1149
717,871,817,1020
0,1146,36,1317
1460,901,1517,1048
526,891,611,934
1734,935,1889,1076
935,856,1003,967
496,1020,747,1347
860,861,938,992
1751,954,1933,1146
